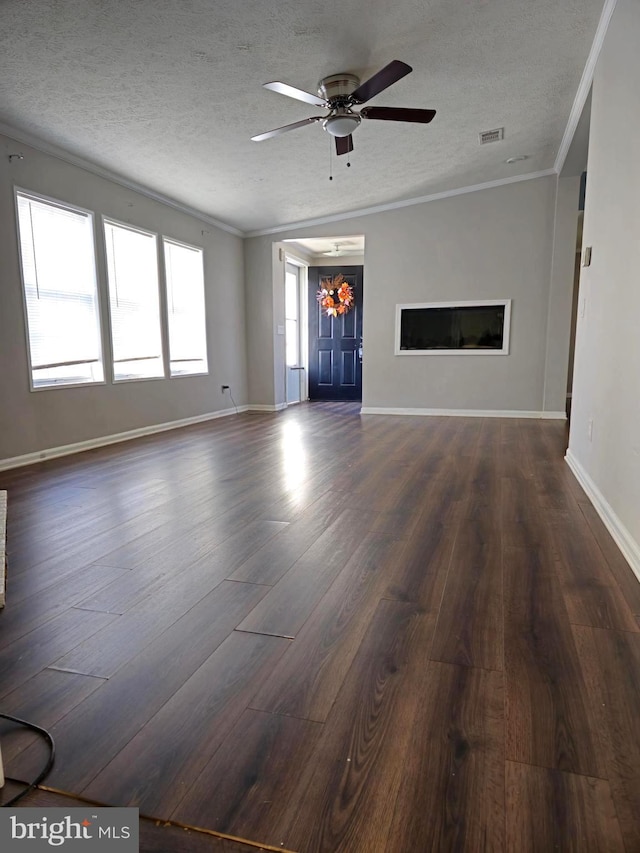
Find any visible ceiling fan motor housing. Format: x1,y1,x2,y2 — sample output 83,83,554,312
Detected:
317,73,360,102
318,73,362,137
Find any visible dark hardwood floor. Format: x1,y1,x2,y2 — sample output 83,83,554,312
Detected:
1,403,639,851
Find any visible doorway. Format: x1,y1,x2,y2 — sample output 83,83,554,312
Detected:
307,265,363,401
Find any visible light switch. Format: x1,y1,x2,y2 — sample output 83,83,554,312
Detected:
277,325,285,335
583,246,592,267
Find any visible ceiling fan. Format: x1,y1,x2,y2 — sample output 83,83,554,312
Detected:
251,60,436,155
322,241,355,256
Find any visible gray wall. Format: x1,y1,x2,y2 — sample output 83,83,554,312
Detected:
567,0,640,561
0,134,247,462
245,174,574,414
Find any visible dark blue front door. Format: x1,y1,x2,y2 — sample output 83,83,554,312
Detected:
308,266,363,401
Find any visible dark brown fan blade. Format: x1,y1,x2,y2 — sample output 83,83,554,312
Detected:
251,116,324,142
335,135,354,156
360,106,436,123
350,60,412,104
263,81,327,107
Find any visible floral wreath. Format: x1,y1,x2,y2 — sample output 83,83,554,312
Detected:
317,273,354,318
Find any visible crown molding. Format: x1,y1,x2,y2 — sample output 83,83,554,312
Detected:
0,121,243,237
245,170,557,237
554,0,618,174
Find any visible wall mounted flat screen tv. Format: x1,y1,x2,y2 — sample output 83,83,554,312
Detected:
395,300,511,355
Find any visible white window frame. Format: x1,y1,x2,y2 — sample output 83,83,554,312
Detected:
14,187,106,392
102,216,165,383
284,252,309,401
285,261,302,368
162,236,209,378
395,299,512,356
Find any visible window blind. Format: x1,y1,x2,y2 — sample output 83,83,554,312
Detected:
16,192,104,388
163,239,208,376
104,220,164,381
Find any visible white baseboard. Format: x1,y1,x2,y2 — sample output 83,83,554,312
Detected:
360,407,567,419
246,403,288,413
565,449,640,582
0,406,248,472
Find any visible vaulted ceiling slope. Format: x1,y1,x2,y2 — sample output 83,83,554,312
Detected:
0,0,605,233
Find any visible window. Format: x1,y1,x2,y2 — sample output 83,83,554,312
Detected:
163,239,208,376
285,262,300,367
395,300,511,355
15,191,104,389
104,219,164,381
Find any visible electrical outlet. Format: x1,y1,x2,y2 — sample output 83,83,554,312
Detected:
587,418,593,441
221,384,229,393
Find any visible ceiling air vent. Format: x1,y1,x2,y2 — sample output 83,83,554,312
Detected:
479,127,504,145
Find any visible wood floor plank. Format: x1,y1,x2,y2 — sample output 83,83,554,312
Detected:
505,761,624,852
93,489,275,572
51,521,286,677
430,516,503,671
5,493,175,587
172,709,322,840
272,599,436,853
578,501,640,618
250,532,399,721
573,625,640,852
0,668,104,766
0,562,128,648
461,418,502,520
549,513,638,632
82,631,290,816
76,519,286,616
498,420,529,480
229,491,350,585
386,662,504,852
0,607,117,700
501,476,548,549
236,509,374,638
4,484,170,574
12,581,272,792
503,544,604,777
383,520,456,612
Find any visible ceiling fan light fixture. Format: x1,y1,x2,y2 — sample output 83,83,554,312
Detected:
323,112,361,138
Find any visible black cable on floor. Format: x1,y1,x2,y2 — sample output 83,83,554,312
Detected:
0,711,55,807
228,389,239,414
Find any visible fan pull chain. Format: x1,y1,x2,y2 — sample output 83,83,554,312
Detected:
328,136,333,181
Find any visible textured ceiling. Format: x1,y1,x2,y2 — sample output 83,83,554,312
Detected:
0,0,605,233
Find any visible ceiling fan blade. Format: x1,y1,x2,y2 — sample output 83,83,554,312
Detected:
360,106,436,123
350,60,412,104
263,81,327,107
335,135,354,156
251,116,324,142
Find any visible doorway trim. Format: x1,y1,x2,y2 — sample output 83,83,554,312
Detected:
283,250,309,404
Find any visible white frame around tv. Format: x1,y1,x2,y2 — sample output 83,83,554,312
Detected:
394,299,512,356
